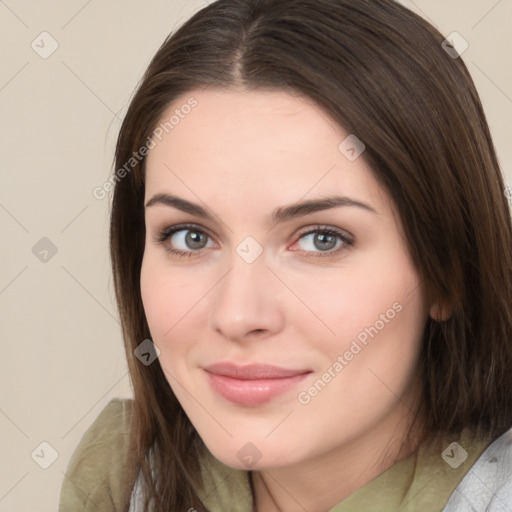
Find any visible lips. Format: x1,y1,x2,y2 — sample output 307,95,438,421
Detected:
204,362,311,379
203,362,312,406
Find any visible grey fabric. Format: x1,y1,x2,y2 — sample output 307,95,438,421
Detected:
128,472,145,512
442,427,512,512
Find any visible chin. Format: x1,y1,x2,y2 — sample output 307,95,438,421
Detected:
203,436,298,472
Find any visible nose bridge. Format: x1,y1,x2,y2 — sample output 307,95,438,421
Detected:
209,247,284,341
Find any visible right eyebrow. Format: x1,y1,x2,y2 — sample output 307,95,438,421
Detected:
145,193,211,218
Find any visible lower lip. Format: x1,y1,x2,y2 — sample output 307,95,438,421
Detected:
205,371,310,406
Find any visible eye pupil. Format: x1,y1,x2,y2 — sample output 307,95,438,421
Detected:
186,231,207,249
315,232,337,251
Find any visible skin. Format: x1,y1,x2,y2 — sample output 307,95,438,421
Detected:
140,87,444,511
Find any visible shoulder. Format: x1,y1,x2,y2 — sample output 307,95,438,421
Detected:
59,398,136,512
442,426,512,511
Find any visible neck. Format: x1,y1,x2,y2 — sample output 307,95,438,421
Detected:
250,401,426,512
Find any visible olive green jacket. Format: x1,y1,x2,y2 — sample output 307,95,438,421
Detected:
59,399,502,512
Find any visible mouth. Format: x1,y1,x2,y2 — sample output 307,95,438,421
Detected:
203,362,312,406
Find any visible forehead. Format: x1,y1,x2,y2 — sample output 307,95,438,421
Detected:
148,87,342,158
144,87,386,214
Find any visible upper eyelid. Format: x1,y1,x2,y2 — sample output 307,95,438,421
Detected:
159,223,214,240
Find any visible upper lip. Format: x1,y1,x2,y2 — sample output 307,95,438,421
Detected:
203,362,312,380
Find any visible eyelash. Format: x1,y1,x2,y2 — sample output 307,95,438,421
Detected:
153,223,354,259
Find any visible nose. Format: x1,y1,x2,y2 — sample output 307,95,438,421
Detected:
209,254,285,343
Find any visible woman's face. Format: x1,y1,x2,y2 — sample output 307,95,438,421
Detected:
141,88,434,471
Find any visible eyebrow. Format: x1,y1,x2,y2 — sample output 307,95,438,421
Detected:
144,193,378,226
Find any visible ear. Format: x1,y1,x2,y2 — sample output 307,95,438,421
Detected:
429,298,453,322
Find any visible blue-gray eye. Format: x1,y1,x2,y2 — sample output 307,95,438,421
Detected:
171,229,210,250
298,231,341,252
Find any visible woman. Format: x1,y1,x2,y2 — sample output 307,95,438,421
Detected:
59,0,512,511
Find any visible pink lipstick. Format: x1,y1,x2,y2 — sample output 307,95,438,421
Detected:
203,362,312,406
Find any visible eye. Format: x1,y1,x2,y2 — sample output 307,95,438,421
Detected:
291,226,353,258
153,224,216,258
153,223,354,259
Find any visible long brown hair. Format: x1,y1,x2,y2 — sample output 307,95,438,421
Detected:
110,0,512,510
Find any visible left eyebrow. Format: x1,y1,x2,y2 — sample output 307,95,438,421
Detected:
144,193,378,226
271,195,378,226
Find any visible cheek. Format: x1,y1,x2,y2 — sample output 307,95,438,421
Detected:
140,258,169,337
140,254,213,360
140,256,187,346
290,282,425,445
290,258,420,342
289,253,427,391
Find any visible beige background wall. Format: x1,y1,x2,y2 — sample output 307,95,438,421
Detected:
0,1,510,510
